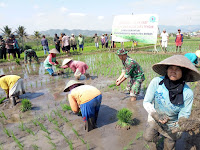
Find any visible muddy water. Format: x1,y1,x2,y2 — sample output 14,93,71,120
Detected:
0,61,150,150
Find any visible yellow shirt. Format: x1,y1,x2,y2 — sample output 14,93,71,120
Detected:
68,85,101,106
0,75,21,94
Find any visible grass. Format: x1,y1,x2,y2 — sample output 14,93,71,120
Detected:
0,97,6,104
11,131,24,150
117,108,133,127
20,98,32,112
61,104,72,111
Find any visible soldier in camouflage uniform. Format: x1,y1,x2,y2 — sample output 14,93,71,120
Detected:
24,49,39,64
116,48,145,101
0,35,7,60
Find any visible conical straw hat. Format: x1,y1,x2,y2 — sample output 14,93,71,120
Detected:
63,80,84,92
195,50,200,58
152,55,200,82
49,48,60,54
62,58,72,66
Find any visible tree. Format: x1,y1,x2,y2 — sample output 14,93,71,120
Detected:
34,31,41,51
15,26,28,50
1,25,12,38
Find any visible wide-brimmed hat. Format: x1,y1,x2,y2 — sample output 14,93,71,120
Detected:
63,80,84,92
116,48,128,55
49,48,60,54
0,75,5,78
152,55,200,82
195,50,200,58
62,58,72,66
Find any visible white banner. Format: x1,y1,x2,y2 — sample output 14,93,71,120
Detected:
112,14,159,44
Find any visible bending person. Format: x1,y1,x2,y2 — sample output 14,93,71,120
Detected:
64,80,102,131
44,48,60,76
0,75,25,106
143,55,200,149
184,50,200,66
61,58,90,80
24,49,39,64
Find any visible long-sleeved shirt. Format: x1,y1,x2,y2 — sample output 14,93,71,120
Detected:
0,75,21,94
24,49,38,62
184,53,198,65
41,38,48,46
70,37,77,46
78,37,84,45
62,35,70,46
143,76,193,129
68,85,101,106
62,60,88,74
43,54,58,69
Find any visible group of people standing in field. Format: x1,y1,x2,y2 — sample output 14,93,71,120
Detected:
160,29,184,53
0,34,21,61
93,33,114,49
41,33,84,56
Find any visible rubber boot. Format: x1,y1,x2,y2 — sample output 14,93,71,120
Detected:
10,96,16,106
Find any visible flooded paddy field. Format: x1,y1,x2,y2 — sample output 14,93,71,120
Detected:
0,52,200,150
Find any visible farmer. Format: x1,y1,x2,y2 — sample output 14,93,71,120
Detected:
78,34,84,51
41,35,49,55
160,29,169,53
0,75,25,106
5,34,15,61
0,35,7,60
44,48,60,76
70,34,77,51
63,80,102,131
61,58,90,80
143,55,200,149
24,49,39,64
184,50,200,66
175,29,183,53
93,33,99,49
116,48,145,101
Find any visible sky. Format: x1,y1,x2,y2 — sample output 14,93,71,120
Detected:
0,0,200,34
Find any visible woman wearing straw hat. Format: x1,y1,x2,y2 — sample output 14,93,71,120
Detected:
64,80,102,131
44,48,60,76
143,55,200,149
184,50,200,66
61,58,90,80
0,75,25,106
116,48,145,101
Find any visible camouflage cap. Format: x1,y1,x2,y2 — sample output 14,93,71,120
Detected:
116,48,128,55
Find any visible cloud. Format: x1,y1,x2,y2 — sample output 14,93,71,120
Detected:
33,5,39,9
69,13,86,17
98,16,104,20
0,2,6,7
37,13,45,17
60,7,68,13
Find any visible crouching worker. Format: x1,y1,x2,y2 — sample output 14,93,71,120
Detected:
116,48,145,101
0,75,25,106
61,58,90,80
64,80,102,131
184,50,200,66
24,49,39,64
143,55,200,150
44,48,60,76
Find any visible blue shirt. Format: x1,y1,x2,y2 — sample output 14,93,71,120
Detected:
143,76,193,128
41,38,48,46
184,53,198,65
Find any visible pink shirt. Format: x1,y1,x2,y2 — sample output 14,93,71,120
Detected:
63,60,88,74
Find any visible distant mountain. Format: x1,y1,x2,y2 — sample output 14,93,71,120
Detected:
40,29,111,37
40,25,200,37
158,25,200,33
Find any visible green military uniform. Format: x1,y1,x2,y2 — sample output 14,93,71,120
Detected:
117,48,145,96
24,49,39,63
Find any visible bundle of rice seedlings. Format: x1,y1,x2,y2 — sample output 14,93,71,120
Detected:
117,108,133,127
20,99,32,112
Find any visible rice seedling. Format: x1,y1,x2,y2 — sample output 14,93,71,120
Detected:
20,98,32,112
40,81,43,86
25,127,35,136
72,128,86,144
18,121,25,131
32,144,39,150
32,119,38,126
55,127,73,150
52,119,59,127
61,104,72,111
0,144,3,150
36,120,50,134
0,97,6,104
117,108,133,127
46,113,54,123
108,83,116,88
3,128,11,137
48,141,56,149
0,111,7,120
15,59,21,65
44,133,52,140
11,131,24,150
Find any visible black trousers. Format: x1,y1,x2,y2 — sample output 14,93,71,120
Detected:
0,48,7,59
55,45,60,53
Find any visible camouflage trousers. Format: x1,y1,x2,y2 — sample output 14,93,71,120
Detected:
126,78,143,97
